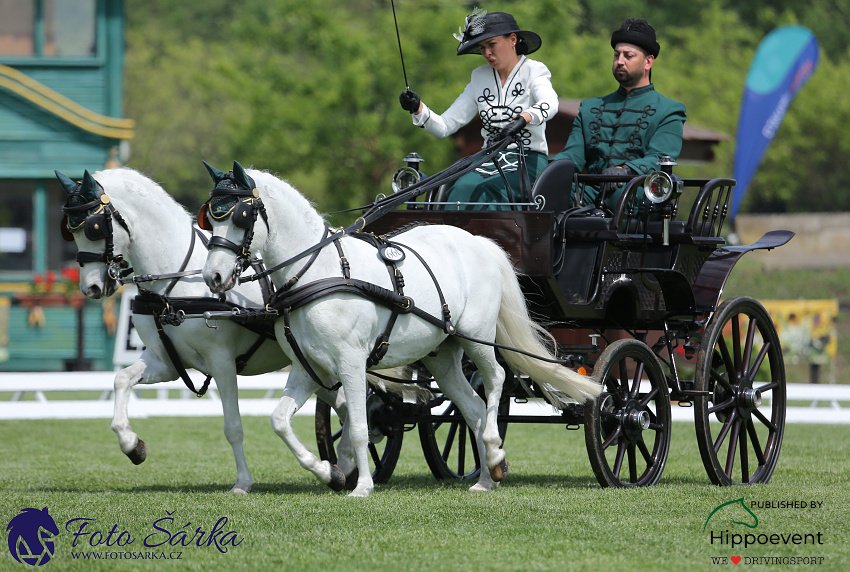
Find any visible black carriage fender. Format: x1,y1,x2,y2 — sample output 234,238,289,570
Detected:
691,229,795,310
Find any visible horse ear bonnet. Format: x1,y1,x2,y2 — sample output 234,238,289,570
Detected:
232,161,256,191
202,160,227,184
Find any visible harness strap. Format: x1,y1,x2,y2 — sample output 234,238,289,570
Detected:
235,335,268,373
151,307,212,397
282,307,341,392
277,227,331,293
164,223,201,296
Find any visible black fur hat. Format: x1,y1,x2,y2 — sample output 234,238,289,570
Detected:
611,18,660,57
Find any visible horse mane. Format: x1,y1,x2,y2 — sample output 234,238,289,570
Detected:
93,168,192,221
246,169,327,227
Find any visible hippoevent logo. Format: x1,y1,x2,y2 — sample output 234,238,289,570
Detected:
6,508,59,566
6,508,243,565
704,497,826,566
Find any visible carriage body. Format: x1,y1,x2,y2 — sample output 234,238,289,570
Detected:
359,156,793,488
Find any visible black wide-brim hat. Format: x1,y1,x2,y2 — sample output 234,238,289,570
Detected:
456,11,541,56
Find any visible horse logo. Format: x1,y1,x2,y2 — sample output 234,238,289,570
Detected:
703,497,759,532
6,508,60,566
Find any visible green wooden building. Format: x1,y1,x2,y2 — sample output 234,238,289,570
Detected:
0,0,133,370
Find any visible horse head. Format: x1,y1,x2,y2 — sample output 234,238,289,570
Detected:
6,507,60,566
57,169,131,299
200,160,268,293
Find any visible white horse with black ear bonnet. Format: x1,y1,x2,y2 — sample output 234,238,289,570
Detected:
56,168,360,494
201,161,601,497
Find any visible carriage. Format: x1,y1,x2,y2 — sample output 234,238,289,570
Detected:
61,131,792,494
311,146,794,489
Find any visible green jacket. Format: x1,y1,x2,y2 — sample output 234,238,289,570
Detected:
552,84,686,209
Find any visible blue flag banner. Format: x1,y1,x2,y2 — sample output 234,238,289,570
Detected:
731,26,819,220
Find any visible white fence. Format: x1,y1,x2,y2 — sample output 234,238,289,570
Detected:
1,371,849,423
0,370,314,420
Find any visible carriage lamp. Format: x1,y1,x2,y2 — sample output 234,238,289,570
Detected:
391,152,427,193
645,157,684,246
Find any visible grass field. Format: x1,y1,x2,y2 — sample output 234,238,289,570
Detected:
1,415,847,571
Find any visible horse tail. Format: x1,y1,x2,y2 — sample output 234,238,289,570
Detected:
366,366,431,405
478,237,601,404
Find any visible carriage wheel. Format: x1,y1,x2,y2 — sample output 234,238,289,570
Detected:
694,296,786,486
584,339,672,488
315,389,403,486
418,369,511,480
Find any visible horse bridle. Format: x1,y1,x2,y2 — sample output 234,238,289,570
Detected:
198,171,268,279
61,181,133,282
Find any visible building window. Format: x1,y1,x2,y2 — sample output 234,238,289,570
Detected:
0,181,35,271
0,0,97,58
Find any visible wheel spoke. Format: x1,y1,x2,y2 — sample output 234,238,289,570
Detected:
637,435,653,465
602,425,622,450
745,342,770,384
739,418,750,483
441,421,459,462
628,444,638,482
716,335,736,384
646,407,662,430
612,441,626,478
368,443,382,468
755,380,779,394
753,407,777,432
742,315,758,378
746,417,766,465
457,426,468,474
432,402,457,433
713,408,738,453
638,387,658,409
724,417,742,476
630,361,645,399
731,315,742,374
708,396,735,416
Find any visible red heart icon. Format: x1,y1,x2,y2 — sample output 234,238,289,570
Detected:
731,556,742,565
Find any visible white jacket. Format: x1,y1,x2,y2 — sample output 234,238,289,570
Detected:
412,56,558,155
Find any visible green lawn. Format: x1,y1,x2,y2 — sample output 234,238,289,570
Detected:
1,415,847,571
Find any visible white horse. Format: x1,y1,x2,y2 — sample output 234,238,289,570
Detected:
201,161,601,497
57,168,356,494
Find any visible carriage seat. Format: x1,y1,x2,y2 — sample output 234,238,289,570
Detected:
531,158,575,214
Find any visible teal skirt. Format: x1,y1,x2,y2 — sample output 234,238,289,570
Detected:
444,151,548,211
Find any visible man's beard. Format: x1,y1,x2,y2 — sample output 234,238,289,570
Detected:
613,66,643,89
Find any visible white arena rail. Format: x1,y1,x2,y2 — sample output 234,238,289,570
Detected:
0,372,848,423
0,370,317,420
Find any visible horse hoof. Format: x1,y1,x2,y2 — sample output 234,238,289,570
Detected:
328,464,346,492
127,439,147,465
344,468,360,492
490,458,509,482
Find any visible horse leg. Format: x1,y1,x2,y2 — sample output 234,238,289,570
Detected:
271,368,345,491
422,345,498,493
316,386,358,480
111,359,149,463
336,368,373,497
460,340,508,482
111,357,174,464
213,367,252,494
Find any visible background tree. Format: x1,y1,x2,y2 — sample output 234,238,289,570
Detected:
123,0,850,217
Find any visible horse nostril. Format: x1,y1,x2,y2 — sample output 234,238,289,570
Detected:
86,284,102,299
